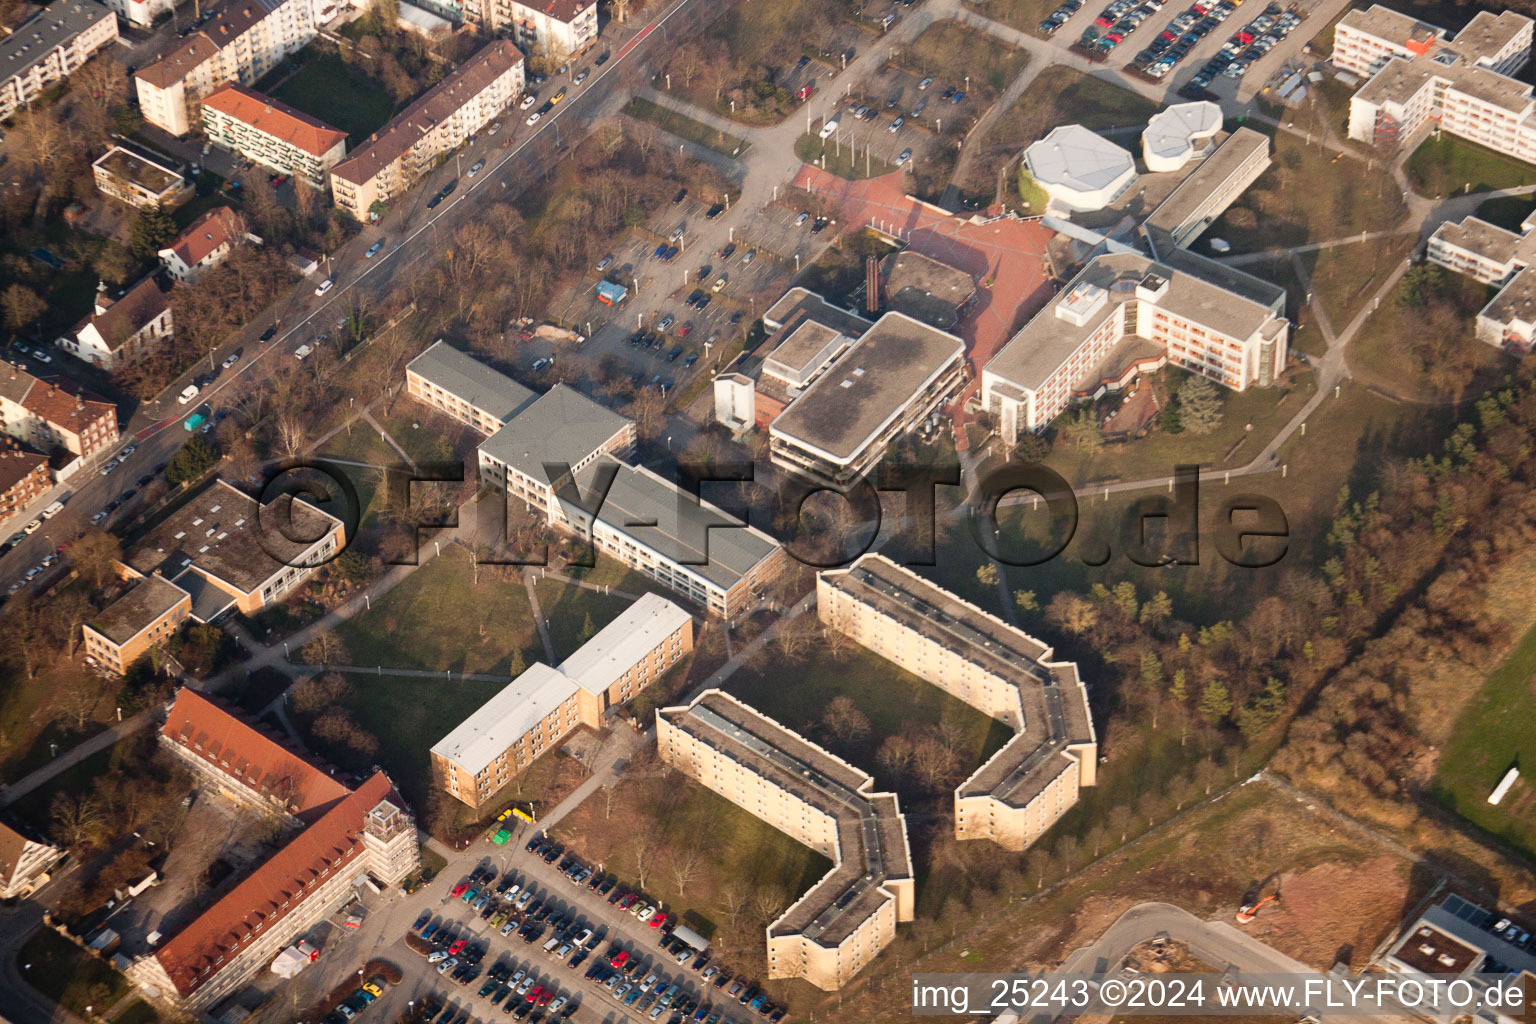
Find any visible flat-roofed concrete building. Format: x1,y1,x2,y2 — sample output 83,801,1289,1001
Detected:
406,339,537,435
478,384,635,517
1337,6,1536,160
122,478,345,620
1143,127,1271,256
329,41,524,221
1382,894,1536,1024
134,0,327,137
201,83,347,189
1425,214,1536,352
1024,124,1137,212
82,575,192,675
769,311,964,486
1141,100,1223,172
818,555,1097,850
0,0,118,119
762,287,873,338
656,690,915,990
982,250,1289,439
92,146,191,210
878,250,976,329
432,594,692,807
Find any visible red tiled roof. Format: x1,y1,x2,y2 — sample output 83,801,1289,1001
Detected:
135,30,219,90
525,0,594,23
161,689,351,820
153,772,395,997
202,84,347,158
12,370,117,441
0,445,48,496
162,206,246,271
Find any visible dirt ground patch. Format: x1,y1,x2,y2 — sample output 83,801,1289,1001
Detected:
1239,856,1410,969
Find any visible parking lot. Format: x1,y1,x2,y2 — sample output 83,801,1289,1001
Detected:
372,834,786,1024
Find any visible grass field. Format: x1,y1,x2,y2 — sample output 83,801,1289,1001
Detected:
268,54,394,148
1431,620,1536,857
331,546,542,675
1348,274,1505,402
1406,134,1536,198
902,22,1030,106
622,98,748,158
724,644,1014,787
1295,235,1417,328
961,0,1059,37
1474,193,1536,231
18,929,131,1018
794,131,898,180
534,578,635,661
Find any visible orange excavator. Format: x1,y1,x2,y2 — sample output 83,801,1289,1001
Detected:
1236,877,1281,925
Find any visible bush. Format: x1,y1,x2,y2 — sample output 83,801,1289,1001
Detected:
165,435,218,486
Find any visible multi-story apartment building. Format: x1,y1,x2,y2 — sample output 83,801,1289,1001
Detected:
0,0,118,119
1143,127,1271,255
432,594,692,808
405,339,536,435
0,444,50,524
818,555,1098,850
476,0,597,57
982,251,1290,440
0,819,64,900
158,206,249,283
1426,213,1536,351
99,0,172,28
127,717,416,1011
657,690,915,990
81,575,193,675
201,83,347,188
91,146,191,210
1336,6,1536,158
135,0,325,137
57,277,174,370
121,479,345,620
768,311,965,487
330,41,524,221
0,362,119,460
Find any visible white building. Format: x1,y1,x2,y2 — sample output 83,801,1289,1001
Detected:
1023,124,1137,212
1141,100,1223,172
0,0,118,119
478,0,597,57
57,278,173,371
158,206,249,283
1143,127,1271,256
0,820,64,900
201,83,348,189
1381,894,1536,1024
135,0,326,137
1427,214,1536,352
1337,6,1536,158
982,251,1289,439
100,0,172,28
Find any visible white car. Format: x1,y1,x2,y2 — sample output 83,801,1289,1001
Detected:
23,519,41,535
468,159,485,177
32,349,50,363
818,118,839,139
488,121,502,134
293,344,314,361
918,76,933,89
889,116,904,132
428,950,450,964
548,997,567,1014
526,110,541,126
637,905,657,922
177,384,199,404
520,94,537,109
574,69,589,84
221,353,240,369
92,510,109,524
314,278,334,296
896,148,912,166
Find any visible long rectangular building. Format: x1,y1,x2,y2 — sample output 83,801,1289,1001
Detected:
1143,128,1271,256
818,555,1097,851
1426,213,1536,351
982,251,1289,440
656,690,915,990
431,594,693,808
0,0,118,119
330,41,524,221
201,83,348,189
406,339,536,435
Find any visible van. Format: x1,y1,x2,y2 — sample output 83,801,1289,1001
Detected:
542,936,561,954
41,499,65,519
177,384,200,405
293,344,314,361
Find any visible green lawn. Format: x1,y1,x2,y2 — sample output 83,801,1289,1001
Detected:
17,929,131,1018
268,54,394,148
1017,167,1049,212
1297,235,1417,328
621,98,748,158
724,645,1014,789
1473,194,1536,231
1430,620,1536,857
1406,133,1536,198
535,579,635,661
332,545,542,675
794,131,898,180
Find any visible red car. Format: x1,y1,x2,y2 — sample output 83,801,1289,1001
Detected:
269,174,288,187
676,322,693,337
526,987,544,1004
537,990,554,1006
1094,14,1113,26
449,882,469,898
611,951,630,968
448,938,467,955
1160,28,1176,39
617,893,638,911
1106,31,1123,41
649,912,669,930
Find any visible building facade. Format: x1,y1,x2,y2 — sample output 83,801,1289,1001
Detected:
657,690,915,990
431,594,693,808
818,555,1098,850
158,207,249,283
0,363,119,460
201,84,347,189
329,42,524,221
478,0,597,57
0,445,51,524
82,575,192,675
983,251,1290,440
1337,6,1536,158
1143,127,1271,255
92,147,191,210
405,339,536,435
0,1,119,119
135,0,325,137
58,278,174,370
1426,214,1536,352
0,820,64,900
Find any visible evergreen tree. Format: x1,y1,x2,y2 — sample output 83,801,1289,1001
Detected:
579,612,595,641
129,204,177,260
1197,679,1232,725
166,435,218,486
1177,374,1223,435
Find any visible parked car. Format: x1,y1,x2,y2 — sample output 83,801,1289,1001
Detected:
177,384,200,405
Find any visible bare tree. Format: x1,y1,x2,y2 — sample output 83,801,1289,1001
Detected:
822,696,871,743
299,632,349,666
752,884,788,923
51,791,108,850
630,832,659,890
669,846,702,897
275,412,309,460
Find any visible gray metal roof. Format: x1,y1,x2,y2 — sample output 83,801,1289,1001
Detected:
478,384,630,483
407,340,536,425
